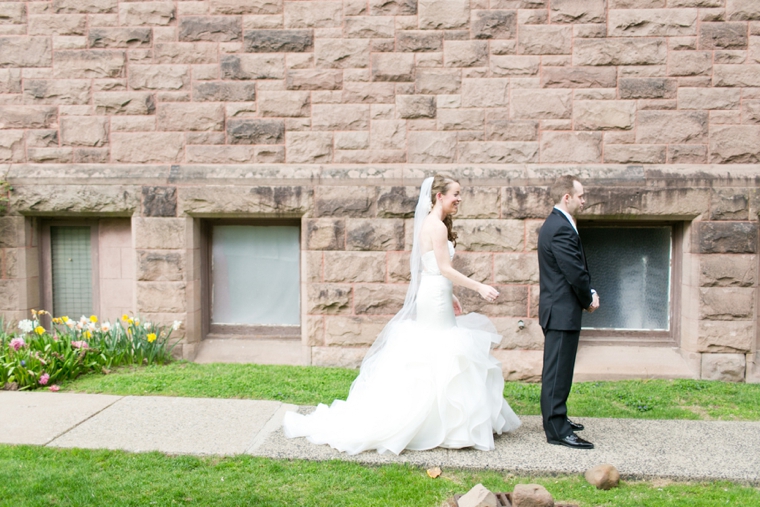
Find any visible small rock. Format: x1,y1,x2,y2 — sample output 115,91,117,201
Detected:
458,483,498,507
3,382,18,391
512,484,554,507
427,466,442,478
585,464,620,490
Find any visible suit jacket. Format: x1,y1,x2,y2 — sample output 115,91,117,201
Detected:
537,208,593,331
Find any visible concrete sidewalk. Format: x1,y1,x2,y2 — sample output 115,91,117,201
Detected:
2,391,759,485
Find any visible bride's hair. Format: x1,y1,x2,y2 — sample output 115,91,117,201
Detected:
430,174,459,247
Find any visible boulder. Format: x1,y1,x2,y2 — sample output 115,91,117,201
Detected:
584,464,620,490
512,484,554,507
457,483,498,507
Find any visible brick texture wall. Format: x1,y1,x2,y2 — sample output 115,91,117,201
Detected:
0,0,759,164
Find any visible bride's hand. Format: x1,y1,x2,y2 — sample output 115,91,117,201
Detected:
452,295,463,316
478,283,499,303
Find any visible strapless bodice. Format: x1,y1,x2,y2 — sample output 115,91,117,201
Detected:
421,241,455,275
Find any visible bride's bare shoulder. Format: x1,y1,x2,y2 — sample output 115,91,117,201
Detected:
420,215,447,238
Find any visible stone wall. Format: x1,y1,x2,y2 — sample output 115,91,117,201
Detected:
1,0,759,381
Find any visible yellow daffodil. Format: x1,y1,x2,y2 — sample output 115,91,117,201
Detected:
52,318,61,325
127,318,134,324
61,316,69,323
83,330,92,339
122,314,129,321
34,326,45,335
89,315,98,323
147,333,157,343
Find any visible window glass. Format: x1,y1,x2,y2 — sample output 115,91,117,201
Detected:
580,226,671,331
211,225,300,326
51,226,93,319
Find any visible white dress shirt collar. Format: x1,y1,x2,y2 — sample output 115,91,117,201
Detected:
553,205,578,234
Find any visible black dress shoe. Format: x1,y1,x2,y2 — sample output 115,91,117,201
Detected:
547,433,594,449
567,418,584,431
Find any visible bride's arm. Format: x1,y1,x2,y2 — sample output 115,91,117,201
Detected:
430,221,499,301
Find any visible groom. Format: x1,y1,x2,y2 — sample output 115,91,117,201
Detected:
537,175,599,450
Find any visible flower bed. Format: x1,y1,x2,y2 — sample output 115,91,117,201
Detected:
1,311,179,391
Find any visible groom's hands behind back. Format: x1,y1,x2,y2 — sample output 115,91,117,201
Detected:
587,292,600,313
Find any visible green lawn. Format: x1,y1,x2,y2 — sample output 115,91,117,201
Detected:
61,362,760,421
2,445,759,507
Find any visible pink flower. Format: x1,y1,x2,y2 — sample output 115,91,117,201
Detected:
39,373,50,386
49,385,60,392
71,341,89,350
9,337,25,351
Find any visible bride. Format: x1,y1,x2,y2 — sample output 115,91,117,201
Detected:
282,175,521,455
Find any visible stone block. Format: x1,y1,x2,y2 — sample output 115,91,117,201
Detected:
490,55,540,76
371,53,415,81
0,106,57,129
408,131,457,163
697,222,758,254
620,78,677,99
185,146,257,163
604,144,667,164
668,50,712,76
700,287,755,320
697,320,755,353
284,1,343,28
713,65,760,87
324,251,386,282
60,116,108,147
315,39,369,68
471,10,516,39
486,121,538,142
323,316,386,347
0,131,24,162
502,187,552,219
668,144,707,164
313,104,369,130
493,317,543,350
728,0,760,21
23,79,91,105
387,251,411,282
244,29,313,52
574,100,636,130
315,186,375,218
377,186,419,218
286,132,333,162
700,22,748,49
53,50,125,79
494,253,539,284
415,68,462,95
573,38,667,66
451,252,492,283
743,100,760,124
154,43,219,64
636,111,707,144
255,91,309,117
311,346,368,368
346,219,404,251
286,69,342,90
457,484,498,507
53,0,117,14
680,88,742,110
209,0,282,15
94,92,155,115
395,95,437,120
540,132,602,163
709,125,760,163
193,82,256,102
396,31,442,52
28,147,73,163
133,218,187,250
710,189,749,221
305,218,345,250
119,2,176,26
457,142,539,163
128,65,190,91
701,353,746,382
307,283,352,314
335,131,369,150
227,119,285,144
25,130,59,148
492,348,542,382
30,15,88,37
0,69,21,94
512,89,572,119
460,78,509,108
454,219,524,252
112,132,184,163
353,284,406,315
454,284,528,317
419,0,469,30
0,3,26,25
608,9,697,37
519,25,572,55
0,37,52,68
158,103,224,132
179,16,242,42
339,82,393,104
444,40,488,67
222,54,285,80
550,0,605,24
141,186,177,218
370,0,416,15
370,120,406,150
136,250,185,282
87,28,151,49
452,187,499,220
540,66,616,88
136,282,186,313
700,254,756,288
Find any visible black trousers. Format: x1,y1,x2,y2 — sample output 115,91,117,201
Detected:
540,328,580,441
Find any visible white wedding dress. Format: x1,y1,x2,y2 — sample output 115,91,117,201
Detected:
282,240,521,455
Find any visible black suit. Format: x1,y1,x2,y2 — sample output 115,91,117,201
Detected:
537,208,593,441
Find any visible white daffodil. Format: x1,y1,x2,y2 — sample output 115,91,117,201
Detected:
172,320,182,331
18,319,34,333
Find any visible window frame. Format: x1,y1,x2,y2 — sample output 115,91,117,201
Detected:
577,220,683,347
39,219,101,322
201,218,302,340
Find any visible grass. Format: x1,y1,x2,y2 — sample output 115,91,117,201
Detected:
2,445,760,507
61,362,760,421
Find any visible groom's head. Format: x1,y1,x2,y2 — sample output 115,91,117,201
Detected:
551,175,585,216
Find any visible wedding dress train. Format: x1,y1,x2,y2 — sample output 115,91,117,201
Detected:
282,241,521,455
